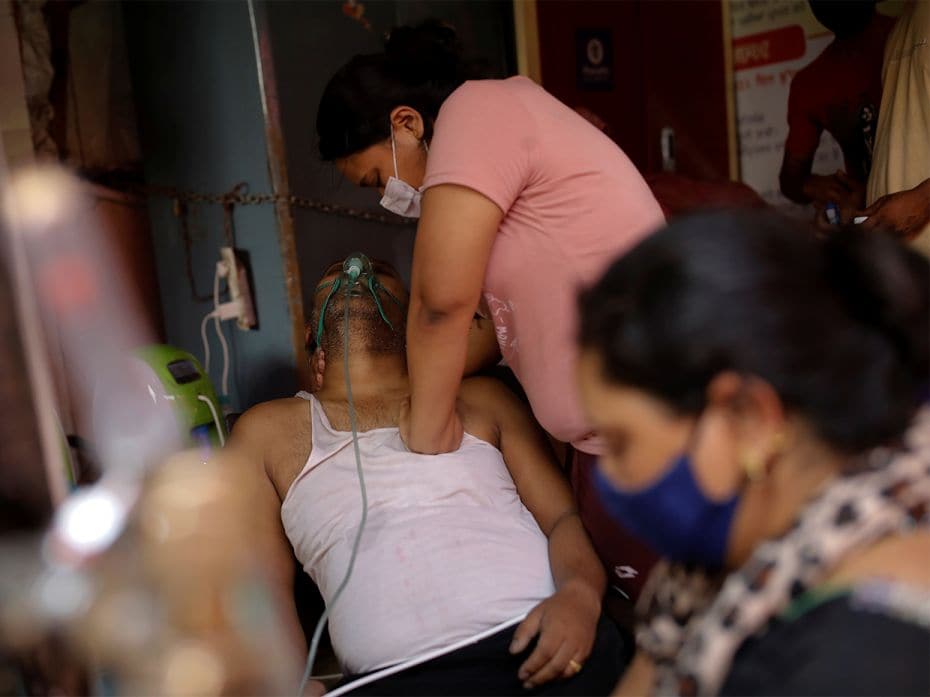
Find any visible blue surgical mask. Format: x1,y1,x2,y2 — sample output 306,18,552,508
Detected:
379,125,426,219
593,451,738,568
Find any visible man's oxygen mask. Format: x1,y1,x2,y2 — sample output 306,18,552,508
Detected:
314,253,404,348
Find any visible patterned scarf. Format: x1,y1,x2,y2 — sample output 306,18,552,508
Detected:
635,407,930,696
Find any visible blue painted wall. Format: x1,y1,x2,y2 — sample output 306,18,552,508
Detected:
121,0,515,411
123,0,297,410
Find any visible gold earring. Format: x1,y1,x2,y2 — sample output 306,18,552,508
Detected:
771,431,787,455
740,450,764,481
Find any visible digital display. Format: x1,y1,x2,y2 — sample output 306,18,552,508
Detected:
167,359,200,385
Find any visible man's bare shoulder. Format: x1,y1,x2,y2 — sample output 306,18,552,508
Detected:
458,376,515,405
457,376,529,424
230,397,310,449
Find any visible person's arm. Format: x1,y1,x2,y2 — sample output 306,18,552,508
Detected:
226,406,308,659
779,77,823,205
779,151,819,205
858,177,930,240
781,161,862,210
778,75,866,211
402,184,503,454
463,378,605,689
465,314,502,376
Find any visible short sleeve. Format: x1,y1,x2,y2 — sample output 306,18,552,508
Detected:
783,73,823,163
422,80,535,215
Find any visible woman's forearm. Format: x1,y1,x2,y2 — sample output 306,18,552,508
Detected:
405,292,475,453
404,183,504,453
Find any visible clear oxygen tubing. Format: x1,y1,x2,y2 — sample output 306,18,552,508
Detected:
297,276,370,696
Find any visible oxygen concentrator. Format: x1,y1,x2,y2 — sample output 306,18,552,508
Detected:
135,344,227,450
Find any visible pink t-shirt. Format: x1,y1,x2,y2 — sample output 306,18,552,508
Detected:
423,77,665,454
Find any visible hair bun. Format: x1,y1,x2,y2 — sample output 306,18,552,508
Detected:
385,20,463,84
823,228,930,383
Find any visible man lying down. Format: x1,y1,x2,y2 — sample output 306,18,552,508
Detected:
228,257,626,695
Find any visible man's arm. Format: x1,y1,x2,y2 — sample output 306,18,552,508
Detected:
226,406,307,657
781,150,864,215
780,152,818,205
465,314,502,376
779,75,865,214
859,177,930,240
461,378,606,689
780,76,823,205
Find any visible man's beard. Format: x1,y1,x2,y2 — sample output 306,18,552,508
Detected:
311,291,406,357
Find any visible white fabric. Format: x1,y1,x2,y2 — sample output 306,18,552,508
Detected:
281,393,555,674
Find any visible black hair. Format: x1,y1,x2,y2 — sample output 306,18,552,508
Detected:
578,211,929,453
317,20,473,161
808,0,876,39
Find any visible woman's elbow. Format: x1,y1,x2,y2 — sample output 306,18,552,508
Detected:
411,290,476,327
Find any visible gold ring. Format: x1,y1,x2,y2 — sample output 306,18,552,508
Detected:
568,659,583,673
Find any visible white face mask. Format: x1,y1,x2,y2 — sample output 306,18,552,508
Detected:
379,125,427,219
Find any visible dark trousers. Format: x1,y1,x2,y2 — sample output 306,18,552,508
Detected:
338,614,630,696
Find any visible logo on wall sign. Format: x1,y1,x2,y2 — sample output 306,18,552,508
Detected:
577,29,613,91
586,38,604,66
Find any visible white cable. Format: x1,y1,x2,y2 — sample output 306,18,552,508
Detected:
214,316,230,397
200,311,214,373
196,394,226,447
213,263,230,397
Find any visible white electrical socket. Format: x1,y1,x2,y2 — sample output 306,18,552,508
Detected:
219,247,257,330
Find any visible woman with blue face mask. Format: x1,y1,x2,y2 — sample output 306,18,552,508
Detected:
576,210,930,696
317,21,666,603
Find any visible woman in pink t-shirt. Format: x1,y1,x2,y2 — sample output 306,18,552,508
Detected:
317,22,665,600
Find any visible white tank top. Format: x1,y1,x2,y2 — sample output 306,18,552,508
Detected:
281,393,555,674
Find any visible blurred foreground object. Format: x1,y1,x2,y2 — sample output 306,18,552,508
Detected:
0,165,299,694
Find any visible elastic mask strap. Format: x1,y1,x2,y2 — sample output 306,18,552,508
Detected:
315,274,405,346
390,124,399,178
367,276,394,331
315,277,342,347
375,281,405,310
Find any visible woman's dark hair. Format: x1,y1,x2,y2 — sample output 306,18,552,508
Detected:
578,211,929,452
317,20,472,161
